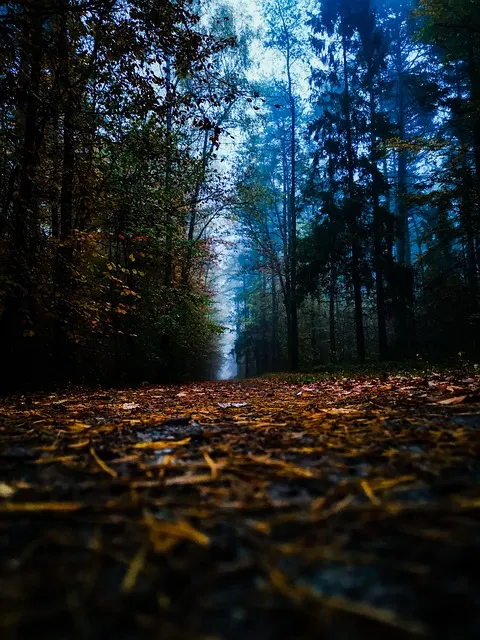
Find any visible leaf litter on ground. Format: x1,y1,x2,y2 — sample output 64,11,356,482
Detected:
1,370,480,639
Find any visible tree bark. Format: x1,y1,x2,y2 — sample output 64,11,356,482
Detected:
342,32,365,362
329,263,337,364
53,10,76,379
271,275,279,370
164,55,174,289
369,77,388,359
286,34,299,371
0,8,44,388
393,18,415,357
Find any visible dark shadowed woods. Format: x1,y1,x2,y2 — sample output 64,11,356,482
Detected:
0,0,480,387
1,1,480,639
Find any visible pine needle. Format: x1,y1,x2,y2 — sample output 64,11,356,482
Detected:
90,447,118,478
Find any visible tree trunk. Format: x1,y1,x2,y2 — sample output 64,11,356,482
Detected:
286,40,299,371
271,275,279,370
342,32,365,362
280,125,292,366
161,56,174,373
461,166,479,300
310,296,317,363
288,99,299,371
467,35,480,219
164,56,174,289
329,263,337,364
182,129,209,285
0,9,43,388
53,11,76,380
393,20,415,357
369,81,388,359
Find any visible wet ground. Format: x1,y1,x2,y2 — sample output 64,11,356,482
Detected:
1,373,480,639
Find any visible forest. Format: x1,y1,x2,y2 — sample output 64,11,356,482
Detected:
2,2,480,639
1,0,479,389
232,0,480,376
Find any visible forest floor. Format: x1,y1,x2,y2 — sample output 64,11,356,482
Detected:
2,371,480,640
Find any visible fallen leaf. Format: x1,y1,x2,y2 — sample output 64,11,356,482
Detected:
0,502,82,512
90,447,118,477
122,402,140,410
438,395,468,405
133,437,191,450
122,545,148,592
0,483,15,498
218,402,249,408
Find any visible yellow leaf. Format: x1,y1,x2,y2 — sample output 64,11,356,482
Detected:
0,502,82,512
0,483,15,499
455,497,480,509
144,512,209,547
247,520,271,534
68,421,92,431
68,440,90,449
122,545,148,592
203,451,219,479
35,455,76,465
133,437,191,450
90,447,118,477
165,473,213,486
247,454,313,478
361,479,382,506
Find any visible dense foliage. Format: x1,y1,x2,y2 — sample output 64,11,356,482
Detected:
233,0,480,376
0,0,244,388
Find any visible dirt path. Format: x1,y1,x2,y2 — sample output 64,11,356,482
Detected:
1,373,480,639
